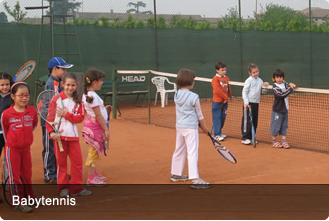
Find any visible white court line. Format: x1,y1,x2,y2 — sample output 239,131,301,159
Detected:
213,165,322,184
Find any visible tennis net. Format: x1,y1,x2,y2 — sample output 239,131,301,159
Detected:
111,70,329,153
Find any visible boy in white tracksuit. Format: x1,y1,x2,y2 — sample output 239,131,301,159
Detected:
170,69,210,189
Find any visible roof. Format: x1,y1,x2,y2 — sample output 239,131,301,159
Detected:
299,7,329,18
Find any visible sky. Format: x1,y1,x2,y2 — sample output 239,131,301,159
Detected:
1,0,329,20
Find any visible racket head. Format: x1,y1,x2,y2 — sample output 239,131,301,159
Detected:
3,176,26,207
36,90,64,151
14,60,36,82
207,132,237,164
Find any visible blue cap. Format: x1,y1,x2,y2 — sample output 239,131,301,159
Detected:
48,57,73,70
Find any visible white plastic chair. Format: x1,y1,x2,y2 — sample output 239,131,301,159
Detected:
151,76,177,107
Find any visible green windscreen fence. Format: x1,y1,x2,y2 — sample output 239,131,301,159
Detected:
1,23,329,105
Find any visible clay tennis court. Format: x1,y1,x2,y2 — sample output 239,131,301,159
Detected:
1,112,329,219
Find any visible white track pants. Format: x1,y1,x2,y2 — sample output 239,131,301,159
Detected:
171,128,199,180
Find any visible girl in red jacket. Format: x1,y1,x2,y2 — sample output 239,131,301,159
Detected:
47,73,91,197
1,82,38,213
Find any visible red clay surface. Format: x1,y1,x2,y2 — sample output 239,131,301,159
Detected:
1,118,329,219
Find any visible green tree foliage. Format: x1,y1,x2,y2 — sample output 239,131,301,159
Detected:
0,12,8,23
196,20,215,30
36,3,329,33
256,4,308,32
123,14,136,28
146,17,155,28
49,0,81,22
3,1,27,23
218,7,242,31
157,16,168,28
126,1,152,14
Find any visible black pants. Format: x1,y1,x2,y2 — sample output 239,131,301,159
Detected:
241,103,259,140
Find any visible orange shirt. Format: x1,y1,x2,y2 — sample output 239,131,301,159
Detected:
211,74,232,103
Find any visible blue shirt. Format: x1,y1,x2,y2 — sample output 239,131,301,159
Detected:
175,89,199,129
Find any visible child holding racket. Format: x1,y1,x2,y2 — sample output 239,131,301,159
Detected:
1,82,38,213
271,69,296,149
241,63,269,145
82,69,109,186
0,72,14,156
46,73,91,197
211,61,232,142
171,69,211,189
41,57,73,184
0,72,14,204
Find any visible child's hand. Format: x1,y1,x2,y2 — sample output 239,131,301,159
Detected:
245,104,250,110
289,83,297,89
103,130,110,141
105,105,112,114
56,107,68,117
262,82,269,87
50,132,60,142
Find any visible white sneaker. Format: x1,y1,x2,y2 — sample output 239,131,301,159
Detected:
60,189,70,197
215,135,224,141
221,134,227,138
241,139,251,145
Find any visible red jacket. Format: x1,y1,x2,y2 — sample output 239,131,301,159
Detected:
211,74,232,103
1,105,38,149
46,91,85,141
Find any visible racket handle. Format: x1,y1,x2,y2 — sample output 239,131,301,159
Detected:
58,140,64,152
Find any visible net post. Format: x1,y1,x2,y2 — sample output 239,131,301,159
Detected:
112,70,117,119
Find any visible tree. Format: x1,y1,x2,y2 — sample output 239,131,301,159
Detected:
256,4,308,32
0,12,8,23
126,1,152,14
49,0,82,22
3,1,27,23
218,7,243,31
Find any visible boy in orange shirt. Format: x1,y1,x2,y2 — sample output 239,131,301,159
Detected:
211,61,232,141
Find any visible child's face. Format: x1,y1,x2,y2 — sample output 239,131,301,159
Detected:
274,76,284,84
93,78,104,90
12,87,30,108
53,67,67,79
249,68,259,78
0,79,10,95
62,78,77,97
216,67,227,76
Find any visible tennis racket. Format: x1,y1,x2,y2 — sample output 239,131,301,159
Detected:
249,107,256,148
103,105,112,156
36,90,64,152
207,132,237,164
13,60,36,82
2,176,27,207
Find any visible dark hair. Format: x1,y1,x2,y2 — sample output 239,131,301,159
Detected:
248,63,259,72
176,69,196,88
273,69,285,81
83,69,106,103
11,82,30,95
0,72,14,86
215,61,227,70
63,72,81,104
48,67,61,77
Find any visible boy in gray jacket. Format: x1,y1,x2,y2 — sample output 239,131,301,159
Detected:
241,63,268,145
